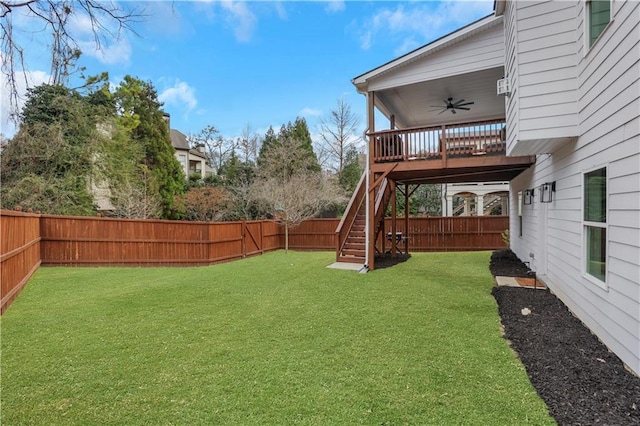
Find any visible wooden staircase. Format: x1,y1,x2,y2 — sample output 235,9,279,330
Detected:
339,204,366,262
335,172,392,265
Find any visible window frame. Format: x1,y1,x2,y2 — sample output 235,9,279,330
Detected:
586,0,612,50
582,165,608,290
517,191,523,238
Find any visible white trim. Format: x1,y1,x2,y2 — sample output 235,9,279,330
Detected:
352,15,503,90
581,165,609,291
584,0,614,55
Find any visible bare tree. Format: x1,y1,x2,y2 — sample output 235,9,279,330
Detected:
251,136,345,251
1,1,144,120
109,181,162,219
190,125,236,174
237,123,260,164
318,98,361,178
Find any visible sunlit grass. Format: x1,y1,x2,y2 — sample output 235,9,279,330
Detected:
1,251,553,425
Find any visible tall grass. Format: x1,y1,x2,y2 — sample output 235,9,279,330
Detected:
1,251,553,425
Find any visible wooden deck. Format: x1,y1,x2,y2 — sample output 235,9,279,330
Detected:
368,119,534,184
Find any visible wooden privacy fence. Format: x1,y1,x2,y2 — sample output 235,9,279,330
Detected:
1,210,41,314
377,216,508,252
0,211,508,313
40,216,282,266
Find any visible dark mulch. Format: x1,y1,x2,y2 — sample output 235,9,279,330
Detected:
490,248,535,277
491,250,640,425
374,252,411,269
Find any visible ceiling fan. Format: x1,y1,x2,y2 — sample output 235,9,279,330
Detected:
431,97,475,114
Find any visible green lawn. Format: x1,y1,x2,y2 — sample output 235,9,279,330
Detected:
1,251,553,425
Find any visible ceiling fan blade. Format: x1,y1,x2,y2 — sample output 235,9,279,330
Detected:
456,107,471,111
438,109,448,115
454,101,475,107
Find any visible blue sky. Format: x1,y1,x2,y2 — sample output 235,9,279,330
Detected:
1,1,494,141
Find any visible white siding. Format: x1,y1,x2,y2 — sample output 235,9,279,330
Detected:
506,1,580,155
510,0,640,375
504,0,520,155
367,23,504,92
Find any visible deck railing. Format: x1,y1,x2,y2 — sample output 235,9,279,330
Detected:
369,118,506,163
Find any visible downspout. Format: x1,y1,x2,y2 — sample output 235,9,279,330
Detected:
364,95,371,272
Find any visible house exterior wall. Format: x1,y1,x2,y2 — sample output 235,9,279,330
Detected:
174,149,211,179
443,182,509,216
509,0,640,374
505,1,580,155
367,20,504,91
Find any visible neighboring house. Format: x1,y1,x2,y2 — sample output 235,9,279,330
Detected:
339,0,639,375
169,128,212,179
443,182,509,216
162,113,213,179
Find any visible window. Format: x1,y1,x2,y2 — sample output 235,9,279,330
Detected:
517,191,523,237
178,154,187,170
584,168,607,283
588,0,611,47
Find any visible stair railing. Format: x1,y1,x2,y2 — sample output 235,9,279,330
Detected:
373,178,391,243
335,171,366,261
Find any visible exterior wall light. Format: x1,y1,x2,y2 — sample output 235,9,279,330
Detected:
540,182,556,203
524,188,534,205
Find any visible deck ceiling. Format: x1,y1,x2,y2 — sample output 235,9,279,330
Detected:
374,67,506,129
372,155,535,186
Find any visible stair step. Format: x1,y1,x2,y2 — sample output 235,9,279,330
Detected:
346,236,365,243
344,242,365,250
338,257,365,264
343,248,365,257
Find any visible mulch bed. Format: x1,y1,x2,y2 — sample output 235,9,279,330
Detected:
490,249,640,425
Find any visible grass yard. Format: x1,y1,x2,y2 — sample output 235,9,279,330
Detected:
1,251,554,425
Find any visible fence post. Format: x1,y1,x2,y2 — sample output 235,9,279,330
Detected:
241,220,246,258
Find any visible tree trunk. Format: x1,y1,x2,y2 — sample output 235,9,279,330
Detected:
285,222,289,253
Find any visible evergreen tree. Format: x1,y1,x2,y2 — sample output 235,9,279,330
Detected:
258,118,321,175
287,117,321,173
113,76,185,219
1,84,98,215
257,126,278,167
339,147,364,194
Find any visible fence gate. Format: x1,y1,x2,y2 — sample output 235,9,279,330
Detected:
243,221,263,257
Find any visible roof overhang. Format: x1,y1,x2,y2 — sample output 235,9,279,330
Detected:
352,13,505,130
352,14,503,92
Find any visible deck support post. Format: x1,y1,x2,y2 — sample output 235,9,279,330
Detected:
367,91,376,270
405,183,409,254
391,180,397,258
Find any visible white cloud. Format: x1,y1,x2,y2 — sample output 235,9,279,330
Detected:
78,38,132,65
274,1,288,20
1,67,50,137
394,38,420,56
68,12,132,65
220,1,258,43
158,80,198,113
325,1,346,14
299,107,323,118
353,0,494,51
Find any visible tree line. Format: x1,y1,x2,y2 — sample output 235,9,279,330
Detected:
0,79,363,236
